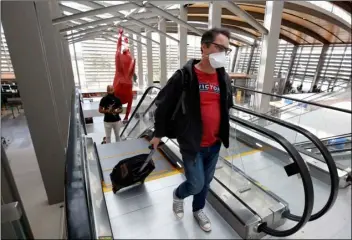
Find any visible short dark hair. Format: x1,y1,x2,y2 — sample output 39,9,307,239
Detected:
201,28,230,46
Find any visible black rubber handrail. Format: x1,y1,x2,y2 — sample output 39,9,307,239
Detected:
125,92,160,138
232,104,339,222
65,89,94,239
230,115,314,237
233,85,352,114
303,139,351,150
120,86,161,138
295,133,352,146
78,94,87,135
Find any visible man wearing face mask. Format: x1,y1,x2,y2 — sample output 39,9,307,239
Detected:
150,28,234,232
99,85,123,143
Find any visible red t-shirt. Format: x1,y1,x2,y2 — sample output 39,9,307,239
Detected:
194,66,221,147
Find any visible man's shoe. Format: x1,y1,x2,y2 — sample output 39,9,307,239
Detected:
173,189,184,219
193,209,211,232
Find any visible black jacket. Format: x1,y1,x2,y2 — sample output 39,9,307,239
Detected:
154,59,234,157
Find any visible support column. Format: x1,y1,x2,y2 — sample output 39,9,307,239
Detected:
310,44,329,91
255,1,284,113
231,46,239,72
2,1,68,204
159,17,167,87
49,0,74,105
280,45,298,94
136,28,144,88
178,4,188,68
208,2,222,28
146,30,154,86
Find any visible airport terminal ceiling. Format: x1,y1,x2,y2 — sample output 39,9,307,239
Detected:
56,1,352,46
1,1,351,91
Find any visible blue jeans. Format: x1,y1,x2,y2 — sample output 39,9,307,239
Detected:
175,142,221,212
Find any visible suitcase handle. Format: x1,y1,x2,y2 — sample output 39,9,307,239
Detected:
138,146,156,173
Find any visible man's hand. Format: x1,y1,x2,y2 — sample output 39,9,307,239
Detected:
114,107,123,114
150,137,161,150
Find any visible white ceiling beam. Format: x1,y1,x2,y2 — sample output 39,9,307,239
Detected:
145,2,204,36
64,24,115,38
68,32,102,44
101,36,119,44
165,21,253,45
288,1,351,30
102,32,148,47
221,0,268,35
67,30,103,42
60,16,122,34
128,18,179,42
53,2,134,25
59,5,102,23
115,25,160,45
230,33,253,46
79,1,106,9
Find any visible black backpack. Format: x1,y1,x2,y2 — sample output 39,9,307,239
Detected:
157,69,190,139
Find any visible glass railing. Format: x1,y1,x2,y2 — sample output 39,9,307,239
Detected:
230,105,339,221
224,115,314,236
232,86,351,170
120,86,160,140
233,85,351,125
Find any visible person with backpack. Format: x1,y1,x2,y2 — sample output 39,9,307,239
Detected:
150,28,234,232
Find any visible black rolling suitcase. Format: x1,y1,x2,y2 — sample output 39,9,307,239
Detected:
110,146,156,193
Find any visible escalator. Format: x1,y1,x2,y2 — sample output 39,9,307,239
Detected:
64,87,341,239
232,85,351,188
294,133,351,171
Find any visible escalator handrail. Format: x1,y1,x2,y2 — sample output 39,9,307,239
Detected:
65,89,94,239
302,139,351,150
120,86,161,138
295,133,352,146
233,85,352,114
232,104,339,221
230,115,314,237
125,91,161,138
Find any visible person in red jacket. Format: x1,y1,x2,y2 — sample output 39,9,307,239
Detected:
150,28,233,232
113,29,135,123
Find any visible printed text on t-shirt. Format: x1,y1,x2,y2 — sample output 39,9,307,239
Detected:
199,83,220,93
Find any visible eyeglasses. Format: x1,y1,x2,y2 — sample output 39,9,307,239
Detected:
210,42,232,55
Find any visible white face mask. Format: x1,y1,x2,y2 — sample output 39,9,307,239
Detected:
208,51,227,69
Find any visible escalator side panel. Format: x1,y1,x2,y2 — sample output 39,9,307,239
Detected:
231,123,350,188
84,137,113,239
